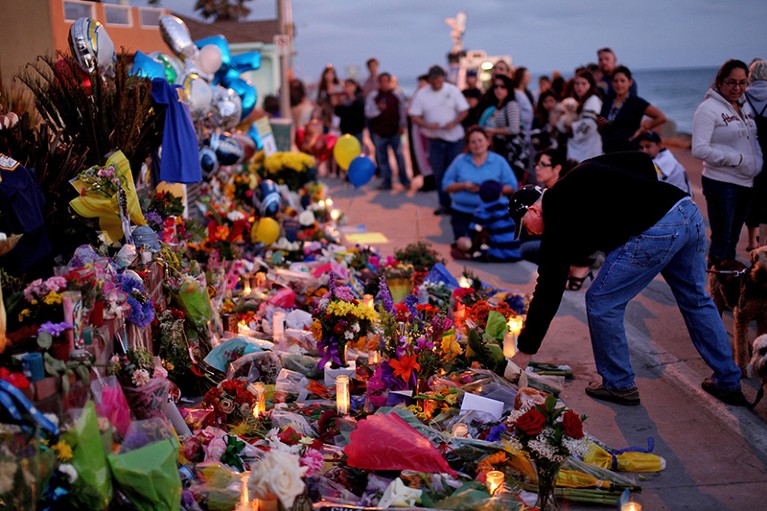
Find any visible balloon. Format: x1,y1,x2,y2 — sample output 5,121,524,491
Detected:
333,135,361,170
232,133,256,162
148,52,182,83
131,51,166,80
230,52,261,75
228,78,257,121
195,35,232,69
255,180,282,217
211,86,242,131
68,18,117,77
210,132,244,166
197,44,223,76
159,15,198,60
180,72,212,116
251,217,280,246
199,147,219,179
347,155,376,188
246,123,264,151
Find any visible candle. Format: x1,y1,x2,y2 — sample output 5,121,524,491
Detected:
452,423,468,438
485,470,504,495
243,281,252,296
361,294,374,309
502,331,516,358
237,471,252,511
458,276,471,288
252,382,266,419
336,375,350,415
330,209,341,221
272,311,286,342
326,198,334,206
368,350,380,365
621,503,642,511
62,290,84,352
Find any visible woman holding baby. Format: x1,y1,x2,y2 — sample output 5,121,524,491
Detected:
558,69,604,162
597,66,666,153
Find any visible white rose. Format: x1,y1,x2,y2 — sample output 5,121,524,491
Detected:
227,211,246,222
378,478,422,508
248,450,307,509
59,463,78,483
298,210,316,226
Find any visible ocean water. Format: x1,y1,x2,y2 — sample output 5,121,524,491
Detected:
398,66,718,135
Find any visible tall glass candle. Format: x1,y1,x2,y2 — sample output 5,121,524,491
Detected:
336,375,350,415
485,470,504,495
272,311,285,342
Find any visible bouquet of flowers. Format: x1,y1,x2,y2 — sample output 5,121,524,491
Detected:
202,377,260,425
505,394,588,509
15,276,68,331
253,151,317,191
394,240,445,274
311,275,377,369
382,259,414,304
187,199,251,261
108,347,169,420
117,272,155,328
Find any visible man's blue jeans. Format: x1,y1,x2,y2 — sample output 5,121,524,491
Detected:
427,138,464,209
372,133,409,188
585,198,742,392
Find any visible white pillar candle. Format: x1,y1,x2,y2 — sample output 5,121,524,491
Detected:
368,350,380,365
237,471,252,511
485,470,504,495
272,311,286,342
336,375,350,415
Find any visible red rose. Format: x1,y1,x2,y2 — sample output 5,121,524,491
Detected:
562,410,585,439
515,409,546,436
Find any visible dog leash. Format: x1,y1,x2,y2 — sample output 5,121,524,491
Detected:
705,268,748,277
749,385,765,410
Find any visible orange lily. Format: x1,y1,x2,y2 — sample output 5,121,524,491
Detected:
389,354,421,382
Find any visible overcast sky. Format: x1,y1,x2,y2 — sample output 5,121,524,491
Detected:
140,0,766,82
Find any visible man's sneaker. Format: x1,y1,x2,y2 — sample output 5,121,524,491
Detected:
585,382,641,406
701,378,750,407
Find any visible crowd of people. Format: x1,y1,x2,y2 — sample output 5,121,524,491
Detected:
281,50,765,272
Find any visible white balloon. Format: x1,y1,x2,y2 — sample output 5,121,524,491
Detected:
198,45,223,76
181,72,213,116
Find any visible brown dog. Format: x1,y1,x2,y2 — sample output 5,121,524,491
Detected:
709,246,767,372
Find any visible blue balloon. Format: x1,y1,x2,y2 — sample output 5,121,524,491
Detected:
255,179,282,217
247,123,264,151
210,132,244,165
347,155,376,188
131,51,166,80
229,78,257,120
230,51,261,74
199,147,219,178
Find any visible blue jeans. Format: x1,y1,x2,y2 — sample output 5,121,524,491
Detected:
585,198,742,392
427,138,465,208
701,176,753,262
372,133,409,187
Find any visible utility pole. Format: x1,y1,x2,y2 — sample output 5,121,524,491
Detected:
276,0,292,119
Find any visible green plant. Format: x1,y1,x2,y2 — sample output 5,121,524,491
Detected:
394,241,445,273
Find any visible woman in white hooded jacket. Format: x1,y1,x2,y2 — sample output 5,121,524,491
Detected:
692,59,763,263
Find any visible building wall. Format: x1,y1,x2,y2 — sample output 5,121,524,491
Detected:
1,0,55,80
231,42,279,108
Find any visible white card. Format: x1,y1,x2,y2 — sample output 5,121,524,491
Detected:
460,392,505,421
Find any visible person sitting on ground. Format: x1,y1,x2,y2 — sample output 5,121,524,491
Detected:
636,131,692,195
443,126,518,242
507,152,748,408
454,180,522,262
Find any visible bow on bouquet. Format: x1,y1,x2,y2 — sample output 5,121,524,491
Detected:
69,151,147,244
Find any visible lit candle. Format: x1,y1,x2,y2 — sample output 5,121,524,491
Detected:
368,350,380,365
452,423,468,438
621,503,642,511
252,382,266,419
330,209,340,221
326,198,334,206
505,316,524,358
243,281,252,296
237,471,252,511
336,375,350,415
458,276,471,288
272,311,286,342
361,294,374,309
485,470,504,495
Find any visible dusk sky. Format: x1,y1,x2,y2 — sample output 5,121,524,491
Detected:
139,0,766,82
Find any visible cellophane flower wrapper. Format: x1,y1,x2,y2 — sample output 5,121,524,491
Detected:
122,377,170,421
226,350,283,384
189,464,240,511
344,412,457,476
91,375,132,439
67,401,113,509
0,424,57,508
108,438,181,511
204,337,267,373
174,276,213,328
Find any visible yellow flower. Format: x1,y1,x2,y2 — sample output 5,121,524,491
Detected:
441,334,462,360
18,309,31,322
310,320,323,341
43,292,62,305
53,441,73,462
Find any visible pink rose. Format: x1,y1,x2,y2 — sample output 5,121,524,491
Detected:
299,448,324,477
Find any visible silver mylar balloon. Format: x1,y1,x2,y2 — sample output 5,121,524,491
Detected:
180,72,213,116
159,15,198,61
199,147,219,179
211,86,243,131
68,17,117,77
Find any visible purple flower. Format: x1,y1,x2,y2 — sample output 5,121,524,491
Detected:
126,296,155,327
486,423,507,442
377,276,394,313
405,294,420,320
145,211,163,227
416,336,434,352
39,321,73,337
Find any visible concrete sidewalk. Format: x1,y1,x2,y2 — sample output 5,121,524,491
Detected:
324,148,767,510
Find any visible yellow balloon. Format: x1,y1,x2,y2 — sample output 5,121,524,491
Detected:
333,134,361,170
251,217,280,245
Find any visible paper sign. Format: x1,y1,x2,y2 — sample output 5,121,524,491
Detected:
460,392,504,421
345,232,389,244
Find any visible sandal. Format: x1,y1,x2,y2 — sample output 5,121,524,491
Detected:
585,382,641,406
566,271,594,291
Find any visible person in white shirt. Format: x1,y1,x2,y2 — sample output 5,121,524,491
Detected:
636,131,691,195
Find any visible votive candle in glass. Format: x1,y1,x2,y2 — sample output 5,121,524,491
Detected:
272,311,286,342
485,470,504,495
621,503,642,511
336,375,350,415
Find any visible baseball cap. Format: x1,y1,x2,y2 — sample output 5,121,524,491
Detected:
428,65,446,79
466,69,478,77
479,180,502,202
634,131,661,144
508,185,544,239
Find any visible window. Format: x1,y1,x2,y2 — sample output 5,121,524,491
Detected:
105,6,131,26
140,8,163,27
63,0,93,21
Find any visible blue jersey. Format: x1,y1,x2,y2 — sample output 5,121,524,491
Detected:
151,78,202,184
469,196,521,261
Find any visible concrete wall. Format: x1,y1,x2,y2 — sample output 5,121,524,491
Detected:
1,0,55,81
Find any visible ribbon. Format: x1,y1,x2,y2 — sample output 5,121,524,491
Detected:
607,436,655,471
317,338,343,370
0,379,59,437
